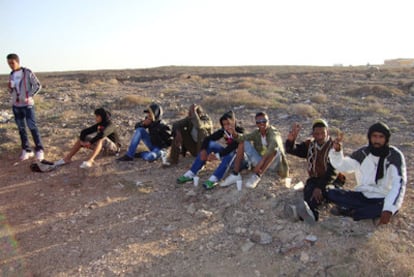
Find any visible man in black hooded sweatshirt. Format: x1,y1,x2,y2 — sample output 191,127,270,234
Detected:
327,122,407,225
55,108,120,168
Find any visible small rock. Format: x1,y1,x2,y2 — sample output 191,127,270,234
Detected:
305,234,317,243
300,251,310,263
186,203,196,214
241,240,255,252
195,209,213,219
185,190,197,197
251,231,272,245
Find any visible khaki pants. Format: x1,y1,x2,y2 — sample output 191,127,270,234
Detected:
85,135,119,155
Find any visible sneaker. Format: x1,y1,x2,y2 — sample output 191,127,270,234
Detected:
35,150,44,161
203,180,218,190
176,175,193,184
54,159,66,166
19,150,34,161
245,174,261,189
296,201,316,225
116,154,133,162
220,173,241,187
80,161,93,169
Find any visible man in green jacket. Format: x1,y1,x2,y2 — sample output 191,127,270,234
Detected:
222,111,288,188
164,104,213,166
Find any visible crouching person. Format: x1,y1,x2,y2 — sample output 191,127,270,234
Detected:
328,122,407,225
55,108,120,168
284,119,345,224
117,103,171,162
176,111,244,190
221,112,288,189
165,104,213,166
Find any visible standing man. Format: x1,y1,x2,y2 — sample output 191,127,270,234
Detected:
284,119,345,223
221,112,288,189
328,122,407,225
6,54,44,161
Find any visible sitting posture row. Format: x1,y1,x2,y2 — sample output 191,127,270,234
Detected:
6,54,407,226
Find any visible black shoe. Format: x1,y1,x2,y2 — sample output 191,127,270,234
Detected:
117,155,133,162
330,206,352,217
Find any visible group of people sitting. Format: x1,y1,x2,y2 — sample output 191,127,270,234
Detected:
6,53,407,226
53,102,407,226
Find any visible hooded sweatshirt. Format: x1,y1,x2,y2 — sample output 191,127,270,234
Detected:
80,108,120,146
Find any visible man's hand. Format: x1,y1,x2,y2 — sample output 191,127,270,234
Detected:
332,130,344,152
310,188,323,203
174,131,183,147
287,123,301,141
200,150,208,161
142,117,152,126
81,141,91,148
378,211,392,225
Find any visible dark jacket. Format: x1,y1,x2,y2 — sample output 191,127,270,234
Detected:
201,126,244,157
80,121,120,146
135,120,172,149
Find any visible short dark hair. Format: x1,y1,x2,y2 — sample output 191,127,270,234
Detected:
7,53,20,62
255,112,268,119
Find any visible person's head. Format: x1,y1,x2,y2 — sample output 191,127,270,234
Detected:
255,112,269,132
144,103,163,122
312,119,329,145
94,108,110,124
7,53,20,71
220,110,236,133
368,122,390,148
188,104,205,117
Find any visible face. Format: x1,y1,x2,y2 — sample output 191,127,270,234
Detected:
95,114,103,124
221,118,235,133
370,131,386,148
312,126,328,145
255,115,269,132
7,59,20,71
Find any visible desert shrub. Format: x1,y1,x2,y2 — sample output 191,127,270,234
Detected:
202,89,280,110
346,85,405,97
291,103,320,117
310,94,328,104
236,77,272,90
120,95,152,108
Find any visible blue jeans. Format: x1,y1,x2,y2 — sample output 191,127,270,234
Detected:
126,127,161,161
12,105,43,151
244,141,279,170
327,189,384,221
190,141,235,180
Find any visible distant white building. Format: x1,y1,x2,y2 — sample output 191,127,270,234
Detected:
383,58,414,67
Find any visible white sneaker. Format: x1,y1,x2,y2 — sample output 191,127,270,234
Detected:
35,150,44,161
54,159,66,166
20,150,34,161
80,161,93,168
296,201,316,225
220,173,242,187
245,174,261,189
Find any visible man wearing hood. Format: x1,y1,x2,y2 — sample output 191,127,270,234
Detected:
117,103,172,162
55,108,120,168
327,122,407,225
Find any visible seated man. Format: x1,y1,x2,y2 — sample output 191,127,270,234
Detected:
221,112,288,189
284,119,345,223
176,111,244,190
165,104,213,166
328,122,407,225
117,103,172,162
55,108,120,168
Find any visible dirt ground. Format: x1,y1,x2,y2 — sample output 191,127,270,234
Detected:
1,66,413,276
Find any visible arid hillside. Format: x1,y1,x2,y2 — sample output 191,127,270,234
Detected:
1,66,413,276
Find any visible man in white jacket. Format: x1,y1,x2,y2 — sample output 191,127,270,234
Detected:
328,122,406,225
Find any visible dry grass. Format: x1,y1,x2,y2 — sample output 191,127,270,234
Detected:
236,77,273,90
346,85,405,97
291,103,320,117
310,93,328,104
202,89,281,110
120,95,152,108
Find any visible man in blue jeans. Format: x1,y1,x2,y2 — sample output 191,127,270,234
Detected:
6,53,44,161
117,103,171,162
176,111,244,189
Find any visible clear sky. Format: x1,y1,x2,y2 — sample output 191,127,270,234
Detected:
1,0,412,73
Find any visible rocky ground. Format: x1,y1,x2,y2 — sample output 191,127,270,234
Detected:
0,66,413,276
